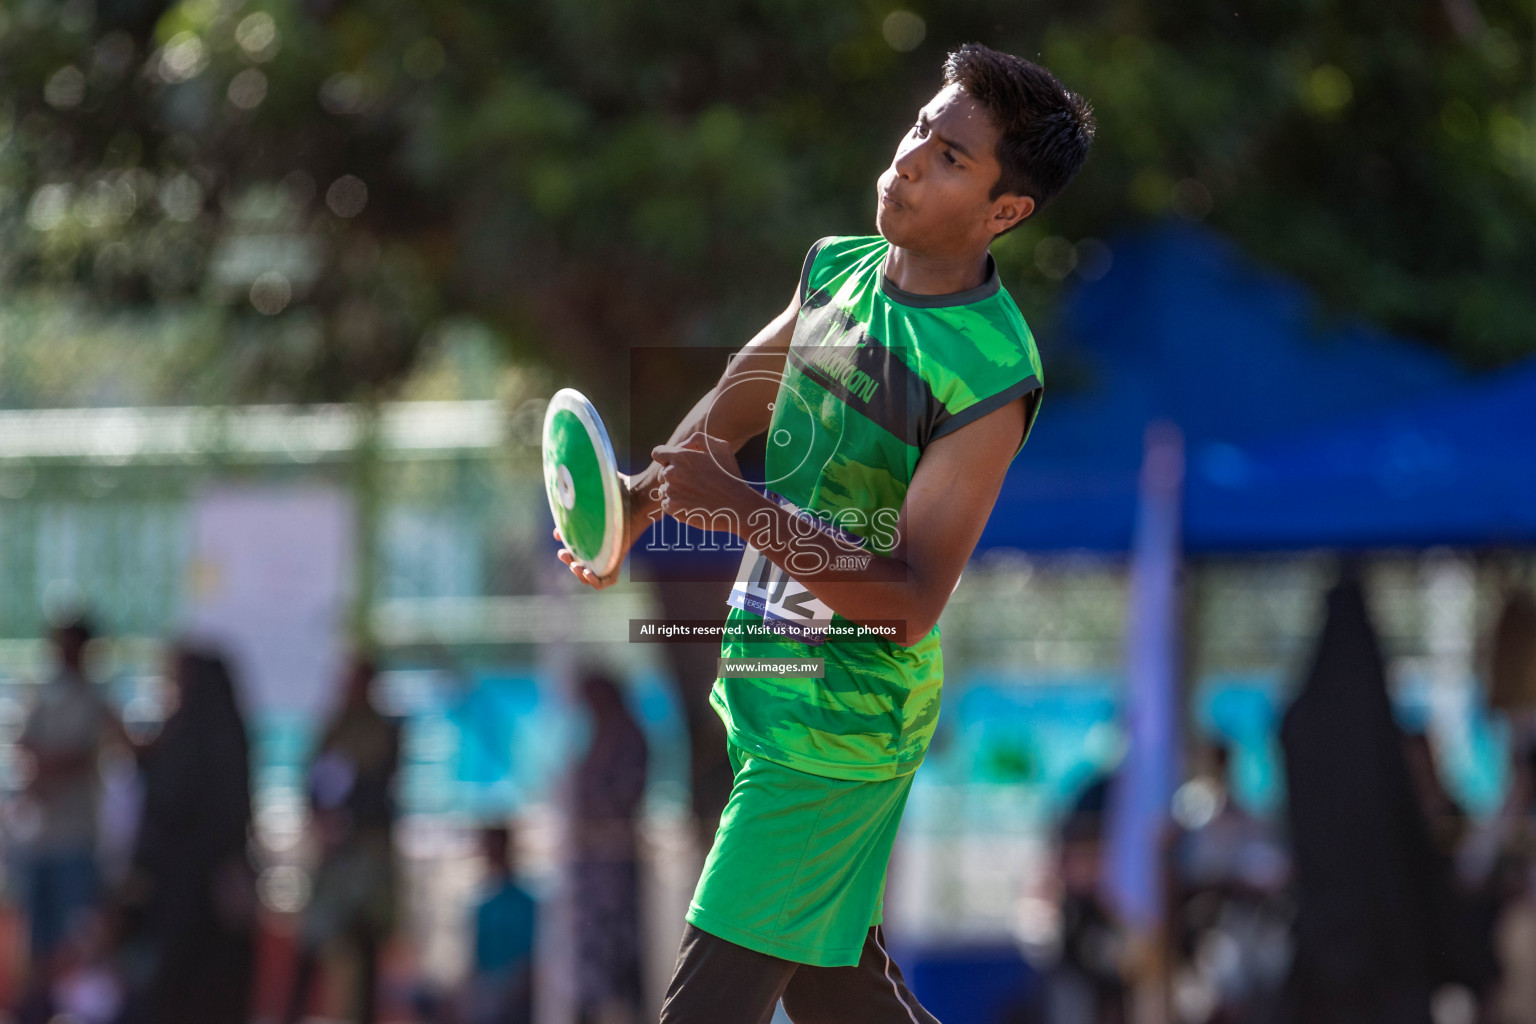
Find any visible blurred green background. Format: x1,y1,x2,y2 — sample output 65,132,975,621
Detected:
3,0,1532,417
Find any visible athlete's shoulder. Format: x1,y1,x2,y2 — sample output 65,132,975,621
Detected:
814,235,887,261
799,236,888,303
926,272,1042,380
912,273,1045,454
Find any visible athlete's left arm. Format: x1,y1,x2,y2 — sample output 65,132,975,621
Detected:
876,394,1028,644
650,396,1026,647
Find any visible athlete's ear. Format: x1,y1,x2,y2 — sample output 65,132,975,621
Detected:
988,192,1034,235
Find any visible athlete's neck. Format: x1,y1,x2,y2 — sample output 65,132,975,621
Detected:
882,245,990,296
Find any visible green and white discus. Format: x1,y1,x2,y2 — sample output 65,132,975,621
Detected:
542,388,625,582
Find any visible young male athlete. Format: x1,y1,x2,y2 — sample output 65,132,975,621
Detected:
555,42,1093,1023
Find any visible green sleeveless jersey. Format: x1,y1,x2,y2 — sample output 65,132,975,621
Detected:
714,235,1044,781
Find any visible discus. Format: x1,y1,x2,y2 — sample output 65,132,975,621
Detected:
542,387,626,582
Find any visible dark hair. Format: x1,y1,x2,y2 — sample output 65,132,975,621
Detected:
481,824,513,869
50,609,96,646
942,44,1095,230
578,668,625,711
176,644,238,704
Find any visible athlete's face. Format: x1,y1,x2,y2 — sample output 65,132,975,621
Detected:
875,84,1034,251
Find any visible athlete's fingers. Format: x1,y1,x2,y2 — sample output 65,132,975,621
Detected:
704,434,738,466
582,563,614,589
552,526,563,542
552,552,599,592
689,432,733,453
652,435,713,461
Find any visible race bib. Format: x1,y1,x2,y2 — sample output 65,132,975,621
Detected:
726,491,858,647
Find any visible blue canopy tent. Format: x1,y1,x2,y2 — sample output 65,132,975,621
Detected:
978,223,1460,554
1186,354,1536,550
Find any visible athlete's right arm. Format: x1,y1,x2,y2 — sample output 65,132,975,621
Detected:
555,286,801,589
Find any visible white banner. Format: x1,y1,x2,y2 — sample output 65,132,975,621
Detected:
186,485,355,717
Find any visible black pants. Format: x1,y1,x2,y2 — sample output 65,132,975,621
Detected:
660,923,940,1024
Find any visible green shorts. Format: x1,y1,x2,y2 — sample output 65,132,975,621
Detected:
685,741,915,968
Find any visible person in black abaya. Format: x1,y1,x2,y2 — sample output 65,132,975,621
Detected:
117,644,256,1024
570,670,648,1024
1280,570,1459,1024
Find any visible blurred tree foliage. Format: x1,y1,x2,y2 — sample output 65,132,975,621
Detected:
0,0,1532,408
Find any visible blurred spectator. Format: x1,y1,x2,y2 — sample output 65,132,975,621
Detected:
1404,730,1501,1010
1401,732,1470,859
16,612,125,973
1459,744,1536,1024
1279,572,1467,1024
461,824,537,1024
1020,774,1129,1024
284,654,402,1024
1489,588,1536,738
1170,744,1291,1024
118,644,256,1024
570,670,647,1024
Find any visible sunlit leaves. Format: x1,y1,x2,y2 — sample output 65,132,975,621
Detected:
0,0,1532,412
